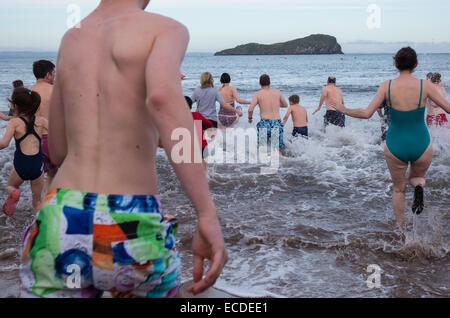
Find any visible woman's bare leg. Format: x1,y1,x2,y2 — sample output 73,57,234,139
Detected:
409,144,433,187
409,144,433,214
384,146,409,226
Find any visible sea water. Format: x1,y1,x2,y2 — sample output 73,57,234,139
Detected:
0,52,448,297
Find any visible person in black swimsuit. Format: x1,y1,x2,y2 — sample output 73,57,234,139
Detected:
0,87,48,216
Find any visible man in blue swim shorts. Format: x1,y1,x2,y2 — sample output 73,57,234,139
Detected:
248,74,288,152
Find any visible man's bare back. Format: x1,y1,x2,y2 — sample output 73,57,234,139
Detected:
46,1,227,296
50,7,184,194
249,87,287,121
31,81,53,120
323,85,344,110
313,77,344,115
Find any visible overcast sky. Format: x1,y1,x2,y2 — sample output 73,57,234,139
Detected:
1,0,449,52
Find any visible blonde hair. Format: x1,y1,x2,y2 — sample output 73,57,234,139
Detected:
200,72,214,88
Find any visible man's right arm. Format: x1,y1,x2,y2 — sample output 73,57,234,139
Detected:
145,21,227,295
313,87,326,115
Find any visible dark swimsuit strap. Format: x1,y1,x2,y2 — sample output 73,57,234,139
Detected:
16,116,41,144
418,79,423,108
388,80,392,107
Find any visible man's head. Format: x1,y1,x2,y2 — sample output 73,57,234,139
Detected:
33,60,56,84
259,74,270,87
12,80,24,89
288,95,299,105
328,76,336,85
426,72,434,81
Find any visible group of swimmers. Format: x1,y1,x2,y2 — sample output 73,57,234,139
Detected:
188,72,347,156
188,47,450,229
0,0,449,299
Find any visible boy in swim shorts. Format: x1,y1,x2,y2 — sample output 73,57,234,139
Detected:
282,94,308,139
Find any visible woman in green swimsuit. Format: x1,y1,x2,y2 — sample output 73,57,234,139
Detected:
335,47,450,226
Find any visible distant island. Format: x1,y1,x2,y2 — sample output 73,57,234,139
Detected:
214,34,344,56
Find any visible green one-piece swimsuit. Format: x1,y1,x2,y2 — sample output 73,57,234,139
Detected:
385,79,430,163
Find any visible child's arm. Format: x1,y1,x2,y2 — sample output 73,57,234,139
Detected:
282,106,292,126
0,120,16,149
0,112,12,121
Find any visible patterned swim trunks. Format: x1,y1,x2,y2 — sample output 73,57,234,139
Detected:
20,188,180,298
324,110,345,128
257,118,285,150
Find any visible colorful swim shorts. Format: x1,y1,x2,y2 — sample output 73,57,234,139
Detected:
324,110,345,128
20,188,180,298
426,113,448,127
257,118,285,150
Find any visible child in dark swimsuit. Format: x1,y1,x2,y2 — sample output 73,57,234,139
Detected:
0,87,48,216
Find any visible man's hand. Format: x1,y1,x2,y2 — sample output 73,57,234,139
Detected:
248,118,253,124
187,214,228,295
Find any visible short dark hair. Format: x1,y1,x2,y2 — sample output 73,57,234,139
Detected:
394,47,418,71
328,76,336,84
220,73,231,84
12,80,24,88
289,95,299,104
33,60,55,79
259,74,270,86
185,96,193,109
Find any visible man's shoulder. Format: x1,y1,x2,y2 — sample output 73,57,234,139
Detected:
143,12,189,36
30,82,52,93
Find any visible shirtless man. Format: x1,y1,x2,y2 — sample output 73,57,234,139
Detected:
282,95,309,139
313,76,346,129
20,0,227,298
30,60,57,193
248,74,288,152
